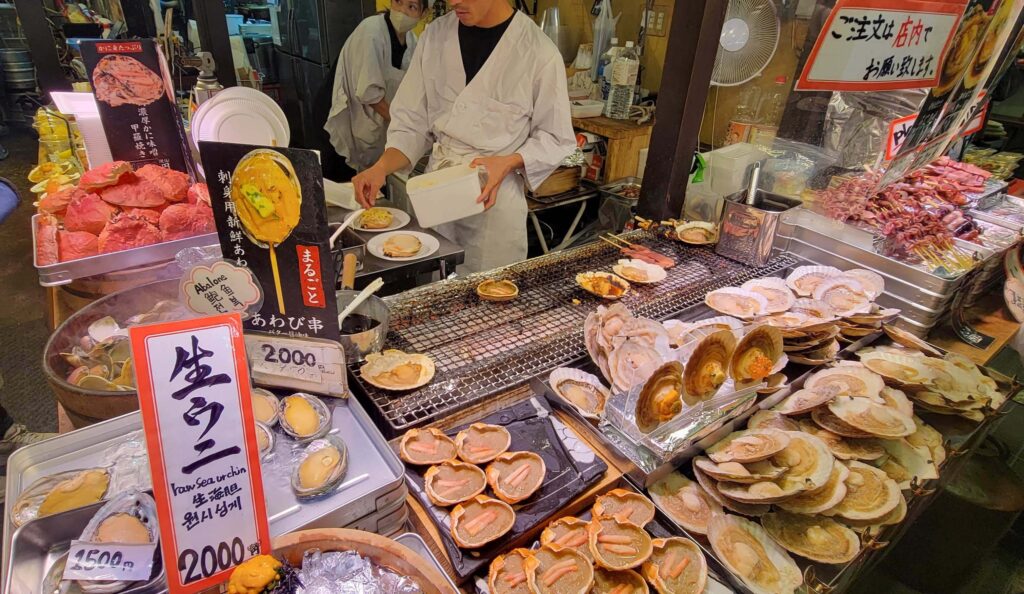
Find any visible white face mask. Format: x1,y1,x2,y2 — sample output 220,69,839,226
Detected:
390,10,420,34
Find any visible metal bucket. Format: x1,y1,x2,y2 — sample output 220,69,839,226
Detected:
0,49,35,91
335,289,389,363
715,190,801,267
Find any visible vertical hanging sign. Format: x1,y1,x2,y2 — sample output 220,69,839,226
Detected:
130,313,270,593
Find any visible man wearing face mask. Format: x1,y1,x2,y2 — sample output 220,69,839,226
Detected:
325,0,430,173
352,0,576,273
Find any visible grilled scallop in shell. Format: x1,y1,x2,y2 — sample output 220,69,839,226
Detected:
635,361,685,433
682,330,737,404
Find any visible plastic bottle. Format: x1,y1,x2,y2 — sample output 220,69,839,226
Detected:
724,85,761,145
604,41,639,120
750,76,788,147
596,38,619,101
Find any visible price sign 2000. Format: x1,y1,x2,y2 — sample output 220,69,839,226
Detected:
261,344,317,367
179,537,247,584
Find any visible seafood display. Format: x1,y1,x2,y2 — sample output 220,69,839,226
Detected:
399,428,459,465
577,271,632,300
35,161,213,265
292,435,349,499
477,279,520,302
359,349,436,391
636,217,720,246
450,495,517,548
487,492,709,594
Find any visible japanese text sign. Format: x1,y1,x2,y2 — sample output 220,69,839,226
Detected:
78,39,193,173
797,0,966,91
199,142,340,341
130,314,270,593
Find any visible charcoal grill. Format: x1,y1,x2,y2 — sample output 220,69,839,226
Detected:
350,230,797,437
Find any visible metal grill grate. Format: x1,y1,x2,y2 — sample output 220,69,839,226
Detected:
352,231,797,436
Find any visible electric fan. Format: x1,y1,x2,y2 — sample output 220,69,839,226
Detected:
711,0,781,86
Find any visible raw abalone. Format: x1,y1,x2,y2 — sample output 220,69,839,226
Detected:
549,367,610,421
425,460,487,506
707,513,802,594
730,326,784,384
649,472,722,535
613,258,667,284
399,428,457,465
255,421,275,459
593,488,657,527
741,278,795,314
641,537,708,594
486,451,545,504
251,388,281,427
488,548,534,594
635,361,685,433
540,516,593,561
292,435,348,498
827,461,900,522
761,511,860,564
450,495,516,549
279,393,331,442
74,490,159,593
577,271,631,300
13,468,111,527
524,548,594,594
705,288,769,319
455,423,511,464
359,349,436,391
707,429,791,464
588,516,654,570
682,330,736,403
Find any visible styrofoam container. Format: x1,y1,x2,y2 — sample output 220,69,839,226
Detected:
571,99,605,118
406,164,485,228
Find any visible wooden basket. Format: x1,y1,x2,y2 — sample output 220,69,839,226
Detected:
531,166,581,197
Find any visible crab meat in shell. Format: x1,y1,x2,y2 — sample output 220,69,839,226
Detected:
524,548,594,594
541,517,593,561
455,423,511,464
449,495,516,548
424,460,487,506
399,428,458,465
592,567,650,594
486,451,545,504
489,548,534,594
587,516,655,570
593,488,657,527
641,537,708,594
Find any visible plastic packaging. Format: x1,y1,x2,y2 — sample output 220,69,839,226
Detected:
724,86,762,145
406,164,485,228
604,41,638,120
590,0,620,81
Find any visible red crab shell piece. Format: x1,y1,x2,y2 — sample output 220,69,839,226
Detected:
187,182,210,205
159,201,216,241
38,186,86,216
79,161,132,191
98,214,163,253
135,164,189,202
58,230,99,261
97,173,166,208
64,192,118,235
122,207,164,226
35,215,59,266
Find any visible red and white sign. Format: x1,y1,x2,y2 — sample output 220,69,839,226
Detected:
885,113,918,160
797,0,966,92
130,314,270,593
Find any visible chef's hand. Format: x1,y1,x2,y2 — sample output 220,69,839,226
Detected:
352,165,387,209
471,154,524,210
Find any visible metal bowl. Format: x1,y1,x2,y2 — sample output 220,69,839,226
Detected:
335,290,389,363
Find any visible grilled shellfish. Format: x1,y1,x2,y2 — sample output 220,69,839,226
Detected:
761,511,860,564
455,423,512,464
399,428,457,465
613,259,667,284
593,488,657,527
524,548,594,594
705,288,769,318
486,451,545,504
649,472,722,535
708,513,802,594
477,279,520,302
424,460,487,506
549,367,609,421
577,271,631,300
642,537,708,594
450,495,515,548
635,361,685,433
730,326,783,385
588,516,654,570
682,330,736,403
676,221,718,244
359,349,435,391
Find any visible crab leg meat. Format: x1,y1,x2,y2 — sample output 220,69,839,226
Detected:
660,550,678,580
467,445,496,455
668,556,691,579
555,530,587,547
603,543,639,555
463,510,496,536
434,479,469,488
408,442,438,454
542,561,579,586
597,534,633,544
503,571,527,586
505,464,532,487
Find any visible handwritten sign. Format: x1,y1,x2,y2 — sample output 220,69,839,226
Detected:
181,260,262,317
796,0,966,91
245,333,348,397
885,113,918,160
130,314,270,593
63,542,158,582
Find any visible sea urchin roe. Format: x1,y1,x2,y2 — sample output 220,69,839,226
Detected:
227,555,282,594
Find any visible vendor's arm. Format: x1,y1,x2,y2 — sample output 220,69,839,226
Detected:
516,53,577,191
353,148,412,208
370,99,391,122
470,154,525,209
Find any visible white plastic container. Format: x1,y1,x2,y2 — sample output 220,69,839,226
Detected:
571,99,605,118
406,164,485,228
702,142,766,196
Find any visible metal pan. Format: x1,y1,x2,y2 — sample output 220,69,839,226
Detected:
394,533,460,594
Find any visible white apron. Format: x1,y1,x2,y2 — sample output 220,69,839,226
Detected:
325,14,415,172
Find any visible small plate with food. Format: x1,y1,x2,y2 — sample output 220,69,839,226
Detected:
354,207,411,232
367,231,440,261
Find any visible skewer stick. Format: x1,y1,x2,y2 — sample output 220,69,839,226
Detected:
269,243,286,314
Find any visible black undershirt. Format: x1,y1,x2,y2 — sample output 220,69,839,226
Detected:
385,12,406,70
458,12,515,84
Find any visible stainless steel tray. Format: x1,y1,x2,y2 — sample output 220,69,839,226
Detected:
32,213,219,287
5,499,166,594
598,176,642,201
964,178,1008,209
394,533,460,593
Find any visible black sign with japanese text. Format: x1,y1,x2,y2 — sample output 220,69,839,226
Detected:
199,141,340,341
79,39,193,174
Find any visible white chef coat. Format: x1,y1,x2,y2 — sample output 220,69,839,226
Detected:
386,11,576,273
325,13,417,172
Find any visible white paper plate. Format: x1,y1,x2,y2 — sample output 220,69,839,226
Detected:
353,208,410,233
367,231,440,261
195,98,289,147
207,86,289,131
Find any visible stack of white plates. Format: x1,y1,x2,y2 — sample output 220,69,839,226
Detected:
190,86,290,153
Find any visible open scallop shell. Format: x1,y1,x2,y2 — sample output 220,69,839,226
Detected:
251,388,281,427
760,311,811,329
694,457,787,484
707,429,791,464
676,221,719,244
776,461,850,515
255,421,275,459
786,265,842,297
907,416,946,466
549,367,610,421
805,366,885,401
741,277,796,314
486,451,545,504
636,361,685,433
879,438,938,489
588,516,654,570
75,490,160,593
279,393,332,442
813,276,872,317
844,268,885,300
641,538,708,594
705,288,769,319
577,271,631,300
774,387,839,416
477,279,520,302
826,461,900,521
12,467,111,528
455,423,511,464
359,349,436,391
811,407,875,439
425,460,487,506
524,547,593,594
828,396,916,438
593,488,657,527
730,325,783,384
772,431,834,492
747,410,800,431
797,420,884,461
880,386,914,417
716,477,805,504
450,495,516,549
708,513,803,594
682,330,737,404
541,517,593,561
757,372,789,395
399,428,457,465
649,472,722,535
859,351,935,386
292,434,349,499
613,259,667,284
789,298,836,320
840,492,907,531
692,464,771,517
762,511,860,565
609,338,671,394
594,567,650,594
488,548,534,594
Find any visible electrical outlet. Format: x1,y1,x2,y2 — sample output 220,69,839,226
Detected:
646,6,669,36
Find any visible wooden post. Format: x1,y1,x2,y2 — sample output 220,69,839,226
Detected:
193,0,236,88
637,0,728,220
11,0,71,96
